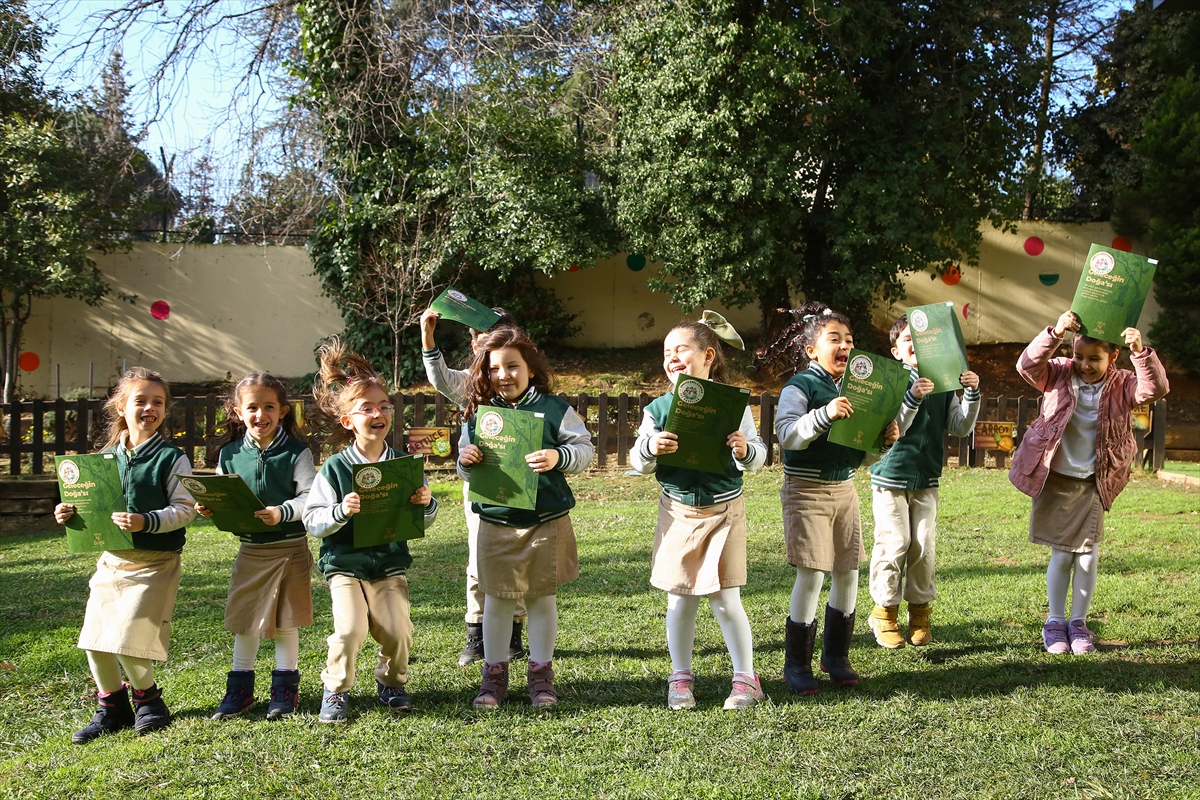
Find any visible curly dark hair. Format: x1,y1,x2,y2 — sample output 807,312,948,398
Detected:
752,302,853,375
462,326,555,419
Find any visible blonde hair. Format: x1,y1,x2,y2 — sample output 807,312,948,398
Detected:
311,337,389,449
98,367,173,450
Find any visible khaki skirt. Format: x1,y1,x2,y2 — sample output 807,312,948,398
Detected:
477,516,579,599
651,494,747,595
224,537,315,638
781,477,864,572
78,549,182,661
1030,471,1105,554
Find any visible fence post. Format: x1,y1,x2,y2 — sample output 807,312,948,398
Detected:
391,392,405,451
413,393,426,429
76,398,91,455
760,392,775,466
994,396,1009,470
205,394,219,468
8,401,22,475
183,395,196,464
597,393,610,469
616,393,630,467
31,399,45,474
1152,397,1167,471
54,398,67,456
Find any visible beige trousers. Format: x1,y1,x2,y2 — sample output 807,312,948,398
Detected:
321,574,412,692
869,486,939,607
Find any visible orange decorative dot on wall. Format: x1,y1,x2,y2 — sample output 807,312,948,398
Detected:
18,352,40,372
1111,236,1132,252
1023,236,1045,256
941,265,962,286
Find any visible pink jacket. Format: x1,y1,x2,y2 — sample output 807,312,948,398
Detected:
1008,326,1169,510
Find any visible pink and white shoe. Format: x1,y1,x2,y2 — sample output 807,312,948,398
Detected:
1042,620,1070,654
1068,619,1097,654
667,670,695,711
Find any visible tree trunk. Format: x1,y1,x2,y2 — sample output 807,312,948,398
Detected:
1024,0,1059,221
2,302,21,404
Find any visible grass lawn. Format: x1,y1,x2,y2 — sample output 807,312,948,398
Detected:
1163,460,1200,479
1,468,1198,799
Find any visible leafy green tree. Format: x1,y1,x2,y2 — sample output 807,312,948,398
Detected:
608,0,1039,340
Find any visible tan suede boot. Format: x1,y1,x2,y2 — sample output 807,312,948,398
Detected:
908,603,932,646
868,605,905,649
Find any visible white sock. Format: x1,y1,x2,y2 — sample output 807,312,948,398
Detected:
709,587,754,676
274,627,300,672
232,633,260,672
87,651,123,694
666,593,701,674
1070,548,1099,621
1046,548,1073,623
115,655,155,690
790,567,824,624
828,569,859,615
525,595,558,664
482,594,518,664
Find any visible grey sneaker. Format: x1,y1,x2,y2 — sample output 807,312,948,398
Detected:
667,670,696,711
1042,620,1069,655
1068,619,1096,654
319,689,349,724
377,682,413,711
723,672,764,710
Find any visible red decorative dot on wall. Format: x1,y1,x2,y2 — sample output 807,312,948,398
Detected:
941,265,962,286
18,352,40,372
1111,236,1132,252
150,300,171,320
1023,236,1045,256
962,303,970,320
568,263,581,272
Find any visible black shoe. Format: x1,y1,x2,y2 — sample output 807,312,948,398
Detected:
458,622,484,667
132,684,172,734
211,670,255,720
266,669,301,721
377,681,413,712
819,604,861,687
72,686,135,744
783,616,820,695
509,620,527,662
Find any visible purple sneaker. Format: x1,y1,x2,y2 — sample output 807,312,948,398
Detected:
1042,620,1069,654
1068,619,1096,654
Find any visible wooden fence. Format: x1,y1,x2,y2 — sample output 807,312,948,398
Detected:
1,393,1167,476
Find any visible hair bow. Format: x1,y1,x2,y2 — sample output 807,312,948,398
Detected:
700,310,745,350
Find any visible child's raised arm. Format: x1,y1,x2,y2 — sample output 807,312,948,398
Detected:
1123,328,1170,406
1017,312,1077,392
421,309,471,406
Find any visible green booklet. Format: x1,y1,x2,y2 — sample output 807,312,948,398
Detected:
178,474,278,535
430,287,502,332
656,376,751,475
351,455,428,548
468,406,544,511
55,454,133,553
1070,243,1158,345
828,349,910,453
907,301,970,394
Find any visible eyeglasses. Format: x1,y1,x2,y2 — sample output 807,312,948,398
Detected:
351,403,395,416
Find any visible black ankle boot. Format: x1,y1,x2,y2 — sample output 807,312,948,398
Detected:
509,620,527,661
131,684,172,734
266,669,301,720
819,604,861,687
458,622,484,667
784,617,820,695
72,686,135,744
212,670,255,720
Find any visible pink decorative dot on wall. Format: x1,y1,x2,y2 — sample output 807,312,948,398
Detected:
150,300,171,320
962,303,970,320
18,352,40,372
941,265,962,286
1111,236,1132,252
1023,236,1045,256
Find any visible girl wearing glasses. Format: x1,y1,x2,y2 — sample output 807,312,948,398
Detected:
303,338,439,723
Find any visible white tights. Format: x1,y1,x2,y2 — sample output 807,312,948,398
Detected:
1047,547,1099,623
483,594,557,664
789,566,859,623
665,588,755,676
86,651,155,694
231,628,300,672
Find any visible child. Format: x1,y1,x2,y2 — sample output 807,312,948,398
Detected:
769,303,900,695
1009,311,1168,654
419,307,526,666
456,325,593,708
197,373,316,720
53,368,197,743
630,313,768,710
866,315,981,648
303,338,439,723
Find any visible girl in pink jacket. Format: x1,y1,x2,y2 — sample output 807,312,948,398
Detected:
1009,311,1168,655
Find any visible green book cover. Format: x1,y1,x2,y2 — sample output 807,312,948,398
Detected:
827,349,910,453
352,455,428,548
430,287,502,332
467,406,544,511
178,474,278,535
1070,243,1158,345
907,301,970,394
656,376,751,475
55,454,133,553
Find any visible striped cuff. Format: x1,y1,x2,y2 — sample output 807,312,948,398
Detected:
422,348,441,357
278,503,295,523
814,407,833,431
334,503,349,524
639,439,655,462
143,512,157,533
424,497,439,520
903,389,924,408
964,387,981,401
555,446,573,471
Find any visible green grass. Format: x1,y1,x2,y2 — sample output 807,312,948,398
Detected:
1,468,1199,799
1162,460,1200,478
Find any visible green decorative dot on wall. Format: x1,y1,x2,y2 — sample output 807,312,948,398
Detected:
1038,274,1059,286
626,253,647,272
